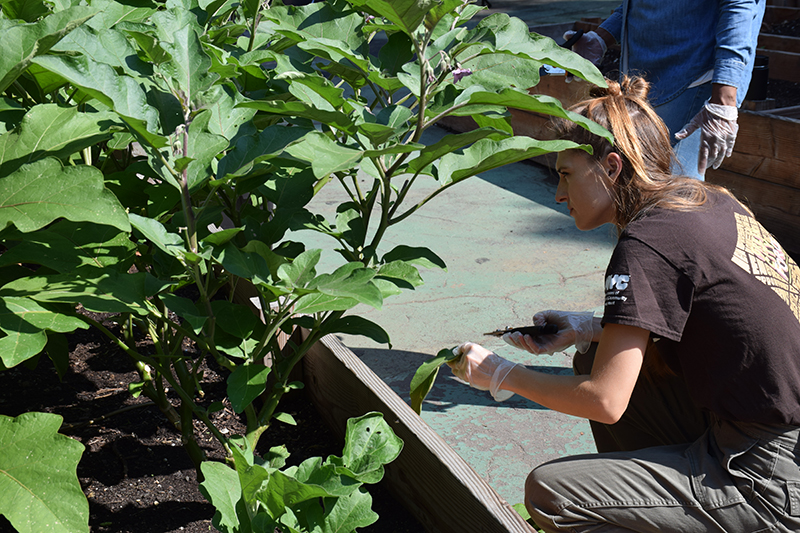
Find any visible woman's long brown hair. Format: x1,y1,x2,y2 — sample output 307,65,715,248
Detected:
552,76,741,234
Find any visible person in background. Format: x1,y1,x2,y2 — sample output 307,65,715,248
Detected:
448,76,800,532
565,0,766,179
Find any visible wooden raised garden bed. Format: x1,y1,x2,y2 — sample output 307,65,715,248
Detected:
301,332,535,533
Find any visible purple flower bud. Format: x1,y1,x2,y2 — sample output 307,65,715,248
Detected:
453,67,472,83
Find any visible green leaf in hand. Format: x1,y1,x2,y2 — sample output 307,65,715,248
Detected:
409,347,460,414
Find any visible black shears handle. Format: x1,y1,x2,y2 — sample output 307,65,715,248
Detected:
484,324,559,337
561,29,584,49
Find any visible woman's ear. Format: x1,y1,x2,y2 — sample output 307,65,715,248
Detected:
604,152,623,180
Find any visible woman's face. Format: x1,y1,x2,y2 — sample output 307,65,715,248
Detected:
554,150,617,230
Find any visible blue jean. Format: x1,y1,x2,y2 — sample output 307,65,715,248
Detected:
524,345,800,532
654,82,712,181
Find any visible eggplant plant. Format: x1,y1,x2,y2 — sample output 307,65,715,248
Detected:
0,0,609,530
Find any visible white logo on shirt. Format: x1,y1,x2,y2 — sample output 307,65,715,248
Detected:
606,274,630,291
605,274,630,305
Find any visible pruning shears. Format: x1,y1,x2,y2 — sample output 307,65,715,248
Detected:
483,324,558,337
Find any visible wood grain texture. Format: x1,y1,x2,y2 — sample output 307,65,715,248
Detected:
302,333,536,533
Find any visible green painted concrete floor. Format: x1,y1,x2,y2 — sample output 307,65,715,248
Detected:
292,0,621,511
291,132,618,510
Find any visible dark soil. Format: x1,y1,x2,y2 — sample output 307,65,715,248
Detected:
0,310,423,533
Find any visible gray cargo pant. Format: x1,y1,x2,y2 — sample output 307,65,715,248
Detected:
525,345,800,532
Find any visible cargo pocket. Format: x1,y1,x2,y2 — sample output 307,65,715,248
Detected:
789,481,800,517
687,433,748,510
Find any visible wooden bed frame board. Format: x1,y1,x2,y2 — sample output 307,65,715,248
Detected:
301,332,536,533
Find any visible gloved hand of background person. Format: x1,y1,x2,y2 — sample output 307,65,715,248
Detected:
563,30,607,65
675,101,739,175
503,310,595,355
447,342,518,401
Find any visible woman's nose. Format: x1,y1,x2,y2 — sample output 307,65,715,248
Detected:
555,177,567,203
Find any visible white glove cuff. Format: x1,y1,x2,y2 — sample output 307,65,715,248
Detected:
704,101,738,121
490,360,518,401
572,311,596,354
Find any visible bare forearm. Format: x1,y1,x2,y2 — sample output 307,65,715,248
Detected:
502,323,648,424
502,366,617,422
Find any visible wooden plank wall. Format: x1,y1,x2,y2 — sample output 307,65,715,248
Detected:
302,333,536,533
706,111,800,256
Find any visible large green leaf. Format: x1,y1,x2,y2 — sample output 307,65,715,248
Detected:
184,110,229,191
263,1,365,51
216,124,312,179
32,54,161,135
0,221,135,273
210,300,258,340
297,37,371,73
1,0,51,22
292,293,362,315
306,263,383,310
213,243,274,287
381,245,447,270
289,457,355,497
199,461,243,533
238,100,356,136
475,13,606,87
0,412,88,533
52,25,149,76
283,131,364,179
405,128,509,175
276,248,321,289
458,53,543,93
227,363,270,414
452,87,612,142
321,315,390,346
196,82,258,140
0,104,117,177
0,158,130,233
0,6,97,93
83,0,157,30
321,488,378,532
288,73,346,112
339,412,403,484
262,469,333,518
0,296,88,368
0,269,154,316
349,0,432,35
437,136,585,186
152,8,219,101
129,213,185,258
158,292,208,333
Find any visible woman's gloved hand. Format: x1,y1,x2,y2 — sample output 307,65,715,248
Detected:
447,342,518,401
502,310,595,355
675,101,739,175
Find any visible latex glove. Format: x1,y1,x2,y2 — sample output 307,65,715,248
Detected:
447,342,518,401
503,310,595,355
563,30,606,83
675,101,738,175
563,30,607,66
